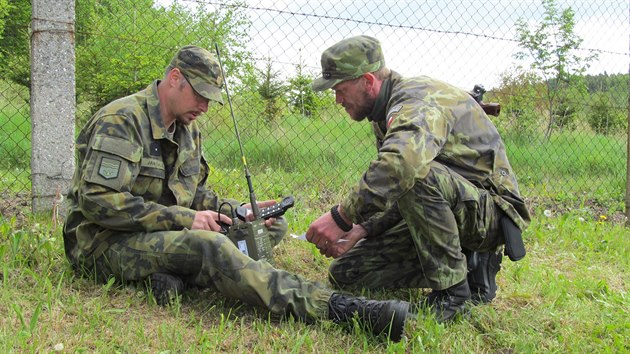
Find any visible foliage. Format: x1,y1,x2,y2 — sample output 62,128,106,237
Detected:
0,0,30,88
584,72,629,110
256,58,287,125
550,98,576,131
287,64,323,118
587,92,627,136
231,88,267,138
0,0,10,41
514,0,597,140
496,68,628,140
0,0,258,119
494,68,542,140
75,0,255,120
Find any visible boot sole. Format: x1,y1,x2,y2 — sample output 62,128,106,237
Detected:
373,300,410,342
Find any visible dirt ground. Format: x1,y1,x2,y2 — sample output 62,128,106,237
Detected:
0,192,31,225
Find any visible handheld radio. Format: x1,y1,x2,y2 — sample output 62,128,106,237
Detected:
214,43,294,264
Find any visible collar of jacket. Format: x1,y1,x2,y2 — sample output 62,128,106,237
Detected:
146,80,170,140
367,72,394,122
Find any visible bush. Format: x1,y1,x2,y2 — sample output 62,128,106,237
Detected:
588,94,627,135
552,99,578,132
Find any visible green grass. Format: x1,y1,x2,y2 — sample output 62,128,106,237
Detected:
1,92,625,205
195,111,627,231
1,83,628,351
506,130,626,202
1,207,628,352
0,111,31,194
0,80,31,194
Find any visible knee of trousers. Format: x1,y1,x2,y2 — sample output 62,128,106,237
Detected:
268,217,288,247
328,260,347,285
327,259,363,289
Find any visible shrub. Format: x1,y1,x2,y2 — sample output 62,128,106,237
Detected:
587,93,627,135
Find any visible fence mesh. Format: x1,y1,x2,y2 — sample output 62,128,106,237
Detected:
0,0,628,220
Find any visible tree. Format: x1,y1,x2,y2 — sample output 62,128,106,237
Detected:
514,0,597,140
287,53,335,119
75,0,255,116
256,58,286,125
287,63,320,117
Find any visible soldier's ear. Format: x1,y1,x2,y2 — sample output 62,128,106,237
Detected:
167,68,184,87
362,73,377,92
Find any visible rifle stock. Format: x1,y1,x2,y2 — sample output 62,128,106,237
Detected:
470,84,501,117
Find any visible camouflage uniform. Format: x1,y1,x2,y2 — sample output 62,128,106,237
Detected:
63,48,333,322
313,38,530,291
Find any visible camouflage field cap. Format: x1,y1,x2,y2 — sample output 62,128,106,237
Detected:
169,45,224,104
312,35,385,91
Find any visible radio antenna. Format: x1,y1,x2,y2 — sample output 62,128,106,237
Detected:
214,43,261,218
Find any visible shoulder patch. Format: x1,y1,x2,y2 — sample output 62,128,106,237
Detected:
387,104,403,128
98,157,121,179
389,104,403,114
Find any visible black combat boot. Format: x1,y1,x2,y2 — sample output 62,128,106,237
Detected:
328,293,412,342
149,273,185,306
465,249,503,304
424,279,471,323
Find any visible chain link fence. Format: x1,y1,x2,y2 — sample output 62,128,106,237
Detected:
0,0,628,221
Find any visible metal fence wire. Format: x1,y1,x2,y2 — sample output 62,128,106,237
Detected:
0,0,628,220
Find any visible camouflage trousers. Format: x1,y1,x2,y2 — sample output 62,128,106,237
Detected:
86,218,332,322
330,162,502,291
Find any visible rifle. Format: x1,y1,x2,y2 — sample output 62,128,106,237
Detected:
469,84,501,117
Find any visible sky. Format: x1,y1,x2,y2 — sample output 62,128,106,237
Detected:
159,0,629,89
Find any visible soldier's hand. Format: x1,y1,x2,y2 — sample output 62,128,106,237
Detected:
322,225,366,258
241,199,277,227
306,211,343,250
192,210,232,232
263,217,277,228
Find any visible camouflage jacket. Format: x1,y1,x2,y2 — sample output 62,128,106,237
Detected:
63,81,234,262
343,71,531,234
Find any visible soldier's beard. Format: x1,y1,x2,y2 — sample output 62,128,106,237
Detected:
175,111,200,125
347,90,375,122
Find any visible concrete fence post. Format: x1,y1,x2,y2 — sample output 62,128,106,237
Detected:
30,0,75,214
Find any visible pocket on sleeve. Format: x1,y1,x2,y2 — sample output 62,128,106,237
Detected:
84,136,142,192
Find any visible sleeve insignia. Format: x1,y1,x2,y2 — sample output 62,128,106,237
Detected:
98,157,121,179
386,104,403,128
